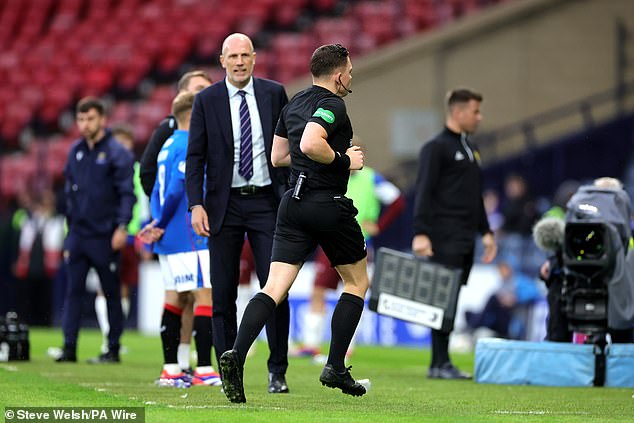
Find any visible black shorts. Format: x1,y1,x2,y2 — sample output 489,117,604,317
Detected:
271,190,367,266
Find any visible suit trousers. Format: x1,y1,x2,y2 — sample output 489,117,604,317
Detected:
62,233,123,349
209,190,290,374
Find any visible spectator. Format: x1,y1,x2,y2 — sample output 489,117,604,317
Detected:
14,188,65,326
465,256,542,339
500,173,537,236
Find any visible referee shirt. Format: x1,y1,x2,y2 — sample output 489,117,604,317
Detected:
275,85,353,194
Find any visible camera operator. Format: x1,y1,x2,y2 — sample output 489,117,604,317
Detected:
536,177,634,343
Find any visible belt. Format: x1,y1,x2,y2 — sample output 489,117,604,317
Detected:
231,185,272,196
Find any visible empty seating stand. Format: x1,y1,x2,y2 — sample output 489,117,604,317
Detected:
0,0,512,199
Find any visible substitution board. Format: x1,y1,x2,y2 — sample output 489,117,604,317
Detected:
369,248,462,331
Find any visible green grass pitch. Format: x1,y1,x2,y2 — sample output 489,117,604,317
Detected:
1,328,633,422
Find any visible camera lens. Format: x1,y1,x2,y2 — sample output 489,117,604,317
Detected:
567,224,605,260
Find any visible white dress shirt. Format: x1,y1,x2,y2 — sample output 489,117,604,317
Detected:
225,78,272,188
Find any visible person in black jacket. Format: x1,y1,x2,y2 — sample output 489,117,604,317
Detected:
139,70,212,196
412,88,497,379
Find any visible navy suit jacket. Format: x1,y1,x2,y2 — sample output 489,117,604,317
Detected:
186,77,289,235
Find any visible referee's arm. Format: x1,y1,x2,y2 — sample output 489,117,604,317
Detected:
299,122,336,163
272,135,291,167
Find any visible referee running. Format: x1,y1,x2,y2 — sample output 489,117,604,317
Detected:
219,43,368,403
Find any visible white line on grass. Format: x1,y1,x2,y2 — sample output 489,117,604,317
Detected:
495,410,591,415
165,404,286,411
0,364,19,371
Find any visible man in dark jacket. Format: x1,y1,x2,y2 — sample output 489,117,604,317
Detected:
57,97,136,363
412,88,497,379
186,33,291,394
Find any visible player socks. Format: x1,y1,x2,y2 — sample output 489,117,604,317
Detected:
193,305,213,367
234,292,276,365
303,310,326,351
161,304,182,365
177,344,190,370
327,293,364,372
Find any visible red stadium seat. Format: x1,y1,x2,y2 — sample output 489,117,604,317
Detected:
1,0,509,195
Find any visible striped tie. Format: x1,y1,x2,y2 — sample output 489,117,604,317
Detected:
238,90,253,180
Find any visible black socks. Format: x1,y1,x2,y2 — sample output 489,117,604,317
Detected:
234,292,277,366
161,307,181,365
327,292,364,373
194,315,213,367
431,329,450,368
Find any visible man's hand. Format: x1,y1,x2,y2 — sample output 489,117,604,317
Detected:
539,260,551,280
111,225,128,251
346,145,364,170
481,232,497,264
137,219,164,244
191,206,210,237
361,221,379,237
412,234,433,257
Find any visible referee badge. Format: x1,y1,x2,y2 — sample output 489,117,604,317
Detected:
313,108,335,124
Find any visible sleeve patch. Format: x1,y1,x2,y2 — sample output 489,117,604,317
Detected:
312,108,335,124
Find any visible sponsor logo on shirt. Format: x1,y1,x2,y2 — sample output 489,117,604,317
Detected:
178,161,186,174
313,108,335,124
76,151,84,161
454,151,465,161
175,274,194,284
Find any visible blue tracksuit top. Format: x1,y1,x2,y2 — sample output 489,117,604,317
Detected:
151,129,207,254
64,129,136,238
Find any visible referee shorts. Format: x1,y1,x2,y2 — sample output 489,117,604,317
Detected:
272,190,367,267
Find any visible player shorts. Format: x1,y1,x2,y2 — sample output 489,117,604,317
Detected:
272,190,367,266
158,250,211,293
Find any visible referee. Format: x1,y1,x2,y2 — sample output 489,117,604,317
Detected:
219,44,368,403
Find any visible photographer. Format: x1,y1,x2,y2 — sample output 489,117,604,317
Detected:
536,177,634,343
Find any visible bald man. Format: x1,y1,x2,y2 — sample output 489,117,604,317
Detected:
185,33,291,394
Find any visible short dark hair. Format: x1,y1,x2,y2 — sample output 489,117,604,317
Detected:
310,44,350,78
446,89,483,108
76,96,106,115
111,122,134,141
177,70,212,92
171,92,195,123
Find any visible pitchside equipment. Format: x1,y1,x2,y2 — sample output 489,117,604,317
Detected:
369,248,462,332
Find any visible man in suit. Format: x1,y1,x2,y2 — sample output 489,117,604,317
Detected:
186,33,291,394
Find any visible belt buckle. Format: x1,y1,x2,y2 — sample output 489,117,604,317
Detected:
240,185,256,195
